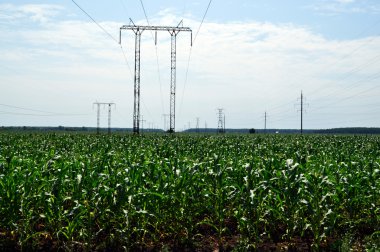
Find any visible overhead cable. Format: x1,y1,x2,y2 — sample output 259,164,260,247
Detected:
71,0,119,44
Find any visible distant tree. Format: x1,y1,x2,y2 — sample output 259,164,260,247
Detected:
249,128,256,134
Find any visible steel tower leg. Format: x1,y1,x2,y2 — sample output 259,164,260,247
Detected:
301,91,303,134
108,104,111,135
97,103,100,134
133,30,142,134
217,108,224,134
169,32,177,133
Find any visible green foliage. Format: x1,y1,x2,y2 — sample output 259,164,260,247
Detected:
0,133,379,250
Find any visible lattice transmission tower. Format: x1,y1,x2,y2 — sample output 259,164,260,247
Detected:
93,102,115,134
119,19,192,134
296,91,308,134
217,108,225,134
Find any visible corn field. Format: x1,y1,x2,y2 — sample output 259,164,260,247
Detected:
0,132,379,250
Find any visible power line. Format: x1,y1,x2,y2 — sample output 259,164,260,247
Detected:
72,0,136,132
0,103,89,116
266,52,380,119
119,44,134,78
217,108,225,133
0,110,90,117
178,47,193,120
71,0,118,43
119,0,130,22
307,52,380,97
141,97,153,121
93,102,115,134
120,22,192,133
72,0,134,78
139,0,166,115
139,0,150,26
310,72,380,112
266,53,380,118
308,53,380,103
192,0,213,45
116,1,135,79
264,19,380,113
0,103,57,114
295,32,380,97
178,0,213,121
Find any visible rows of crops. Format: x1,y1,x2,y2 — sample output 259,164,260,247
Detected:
0,132,379,250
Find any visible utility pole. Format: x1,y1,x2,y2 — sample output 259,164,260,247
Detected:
120,19,192,134
264,111,267,134
93,102,115,134
205,121,207,133
217,108,225,134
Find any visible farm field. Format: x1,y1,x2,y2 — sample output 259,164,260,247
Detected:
0,132,379,251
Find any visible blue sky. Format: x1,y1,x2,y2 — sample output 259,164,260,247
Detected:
0,0,380,130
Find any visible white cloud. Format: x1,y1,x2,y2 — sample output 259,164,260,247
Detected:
0,3,63,23
335,0,355,4
1,4,380,128
307,0,380,15
21,4,63,23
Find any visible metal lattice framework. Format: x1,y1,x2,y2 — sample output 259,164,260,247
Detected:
217,108,225,134
93,102,115,134
120,20,192,134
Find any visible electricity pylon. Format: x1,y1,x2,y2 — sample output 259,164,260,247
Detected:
264,111,267,134
296,91,308,134
217,108,225,133
120,19,192,134
93,102,115,134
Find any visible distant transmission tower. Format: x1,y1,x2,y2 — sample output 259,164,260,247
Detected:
264,111,267,134
93,102,115,134
120,19,192,134
296,91,308,134
217,108,225,133
107,103,116,134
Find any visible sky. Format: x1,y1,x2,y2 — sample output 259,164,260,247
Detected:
0,0,380,130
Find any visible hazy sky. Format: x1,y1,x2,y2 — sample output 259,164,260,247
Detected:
1,0,380,130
